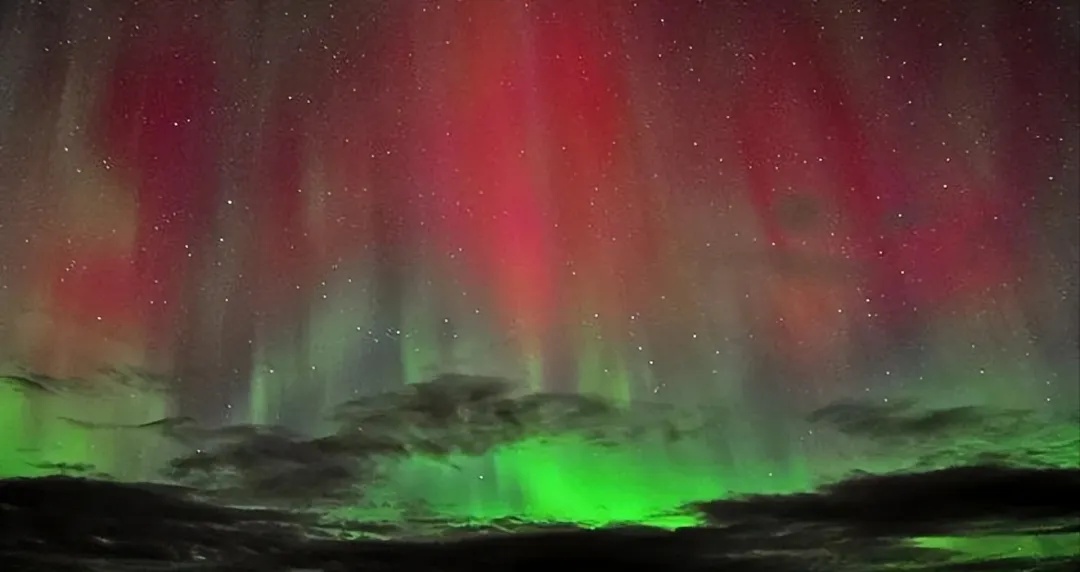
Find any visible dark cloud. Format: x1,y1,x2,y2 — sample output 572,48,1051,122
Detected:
2,466,1077,571
808,399,1080,470
0,373,60,394
0,476,310,569
807,399,1027,439
697,465,1080,536
5,380,1078,570
147,374,705,505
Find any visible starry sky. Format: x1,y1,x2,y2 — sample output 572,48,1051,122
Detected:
0,0,1076,433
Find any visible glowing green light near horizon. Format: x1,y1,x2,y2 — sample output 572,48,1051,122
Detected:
0,386,34,478
4,365,1078,546
331,427,825,533
332,434,731,530
0,381,170,480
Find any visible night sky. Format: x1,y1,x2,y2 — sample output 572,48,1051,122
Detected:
0,1,1078,567
0,1,1075,565
2,0,1076,420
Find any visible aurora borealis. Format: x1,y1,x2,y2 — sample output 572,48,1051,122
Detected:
0,0,1077,569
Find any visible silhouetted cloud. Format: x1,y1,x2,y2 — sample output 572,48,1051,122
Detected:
697,465,1080,536
2,466,1077,570
146,374,706,504
5,377,1078,570
808,399,1080,470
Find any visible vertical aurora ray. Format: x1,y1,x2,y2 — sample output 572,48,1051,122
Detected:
0,0,1076,554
